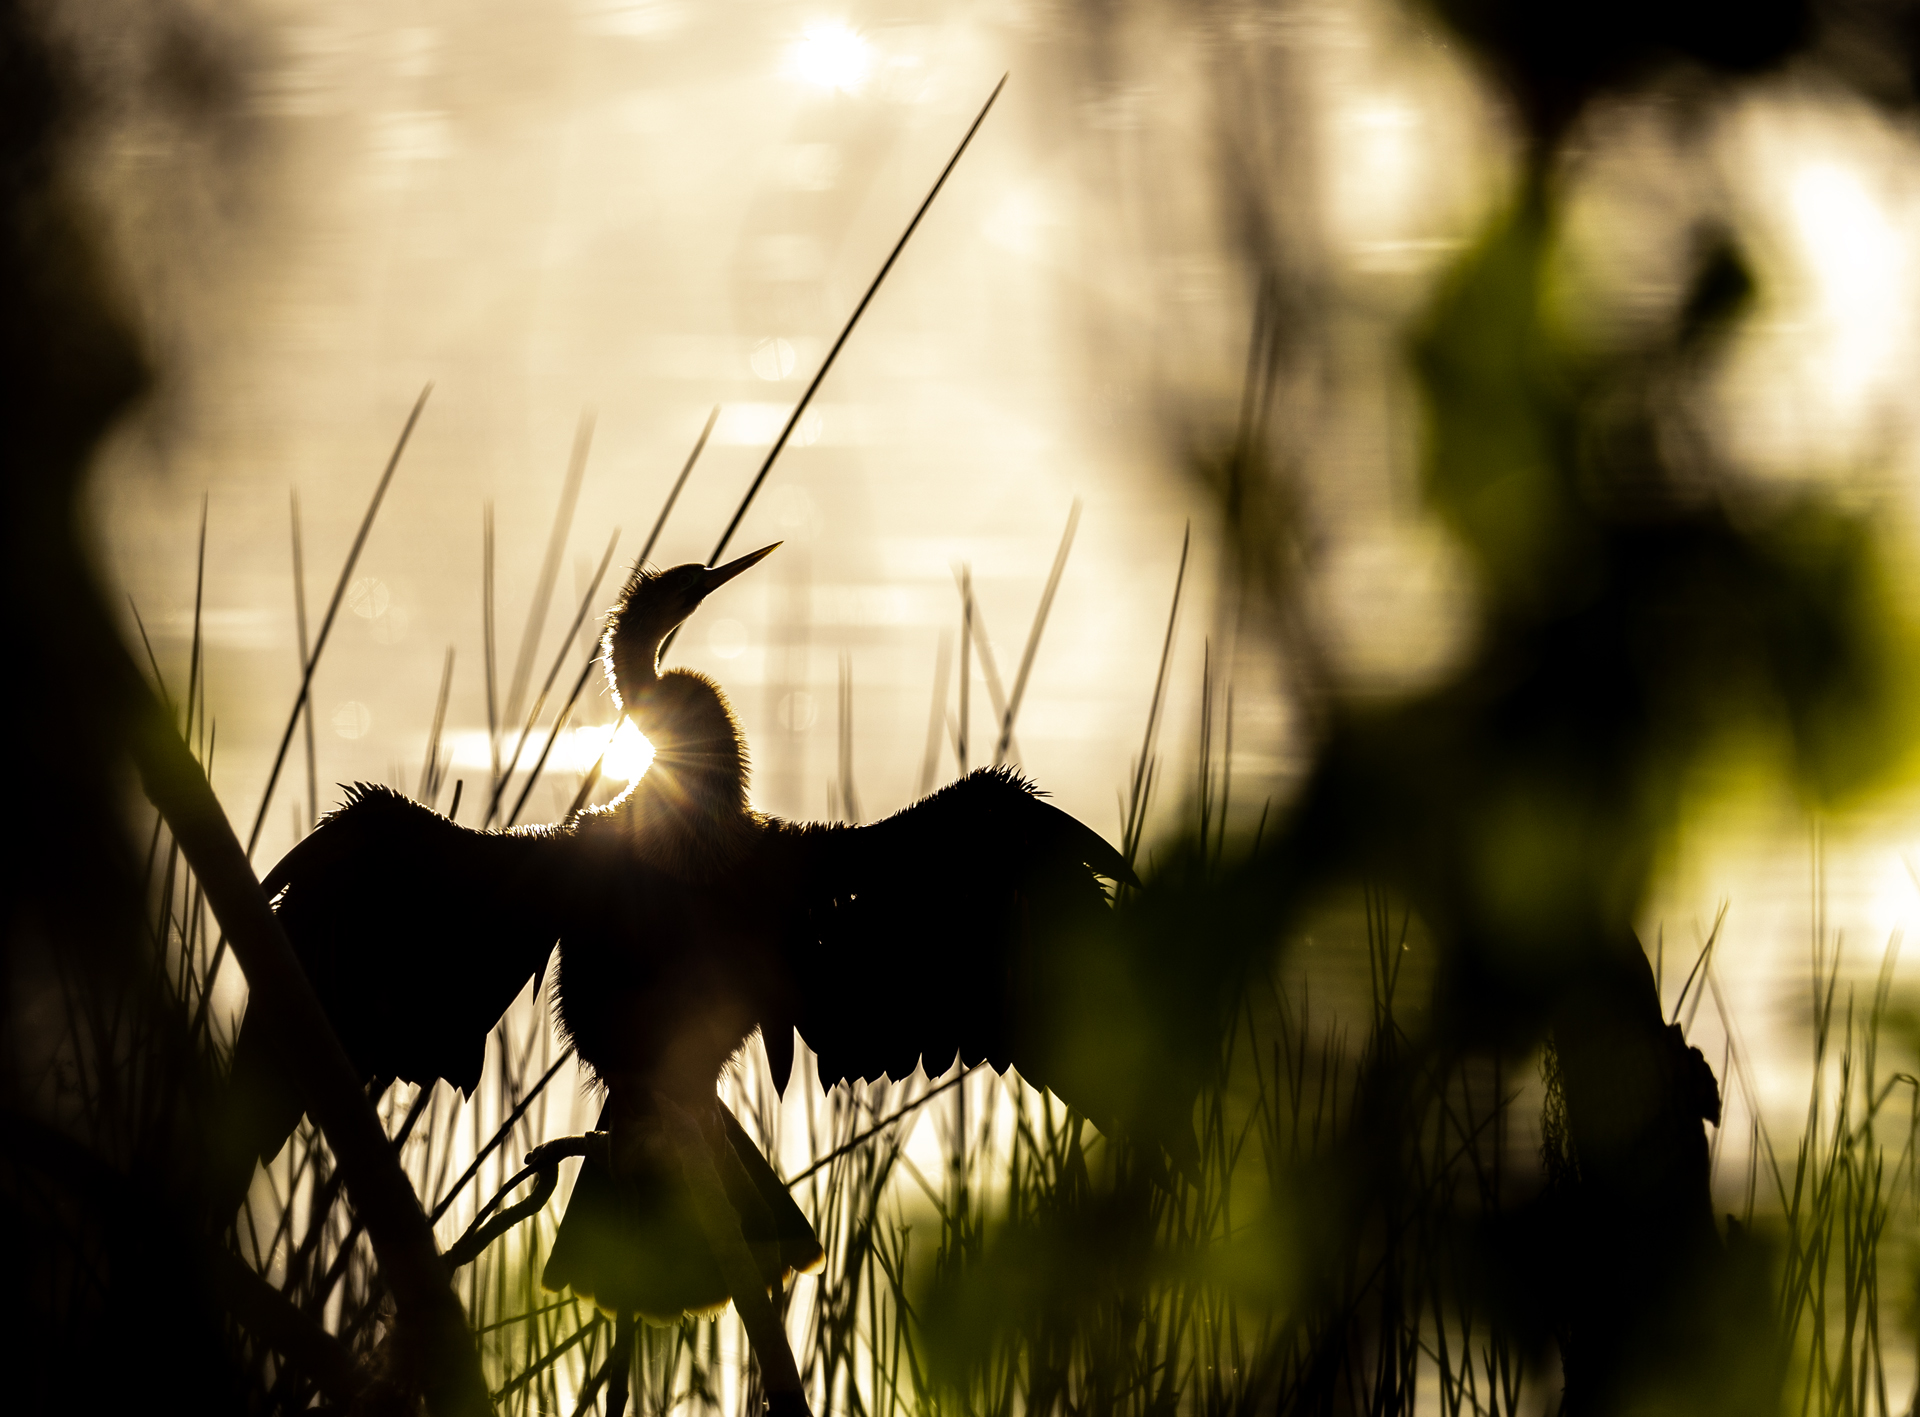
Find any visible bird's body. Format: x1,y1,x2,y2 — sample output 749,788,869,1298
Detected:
553,634,782,1118
229,545,1132,1357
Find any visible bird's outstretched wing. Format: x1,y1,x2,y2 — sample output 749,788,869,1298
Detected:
221,785,572,1195
764,767,1133,1104
259,783,571,1093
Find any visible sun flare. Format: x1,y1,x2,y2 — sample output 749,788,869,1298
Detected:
784,20,872,94
579,718,655,784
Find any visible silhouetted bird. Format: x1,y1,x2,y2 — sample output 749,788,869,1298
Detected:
225,544,1132,1411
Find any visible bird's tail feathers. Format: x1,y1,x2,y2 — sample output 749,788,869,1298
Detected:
542,1102,821,1323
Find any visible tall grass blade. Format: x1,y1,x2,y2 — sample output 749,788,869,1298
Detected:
197,393,433,1067
918,629,953,797
485,503,501,801
188,494,207,745
837,651,860,824
643,405,718,571
702,75,1009,571
570,1344,619,1417
786,1073,965,1186
494,527,621,827
1709,968,1791,1213
565,756,604,821
248,383,432,856
1675,903,1727,1036
504,408,594,735
1122,523,1189,867
1217,684,1233,863
170,522,220,1040
429,1048,574,1222
418,644,456,806
958,564,972,772
504,693,581,830
994,498,1080,766
290,488,318,834
604,1314,635,1417
951,565,1021,764
547,408,718,801
1198,640,1214,845
127,594,169,710
493,1315,605,1402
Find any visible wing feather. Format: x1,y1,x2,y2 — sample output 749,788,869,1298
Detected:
219,781,572,1209
769,767,1128,1110
258,783,571,1095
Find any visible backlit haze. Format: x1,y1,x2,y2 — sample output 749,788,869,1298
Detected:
74,0,1920,1287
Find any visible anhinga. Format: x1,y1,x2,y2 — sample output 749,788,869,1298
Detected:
226,543,1133,1414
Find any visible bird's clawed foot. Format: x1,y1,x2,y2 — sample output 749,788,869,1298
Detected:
526,1131,612,1170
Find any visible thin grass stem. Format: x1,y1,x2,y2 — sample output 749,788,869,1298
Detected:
504,409,594,735
995,498,1080,766
917,629,953,798
249,384,431,858
291,488,317,833
702,75,1008,573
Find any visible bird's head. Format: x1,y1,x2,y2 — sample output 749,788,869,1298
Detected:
603,542,780,708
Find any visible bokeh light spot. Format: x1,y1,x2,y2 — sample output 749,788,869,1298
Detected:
779,691,816,732
347,577,390,619
784,20,872,93
332,701,372,739
709,617,747,658
751,337,797,380
1788,160,1906,418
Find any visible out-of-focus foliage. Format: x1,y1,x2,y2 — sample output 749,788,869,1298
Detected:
0,3,247,1412
1429,0,1809,136
989,0,1920,1408
1389,196,1920,978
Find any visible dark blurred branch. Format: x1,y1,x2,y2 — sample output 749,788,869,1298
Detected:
127,688,491,1417
0,1110,371,1407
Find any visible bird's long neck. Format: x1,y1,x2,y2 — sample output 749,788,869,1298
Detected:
614,651,755,877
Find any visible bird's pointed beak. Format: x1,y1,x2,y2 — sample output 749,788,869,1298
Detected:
702,542,781,594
